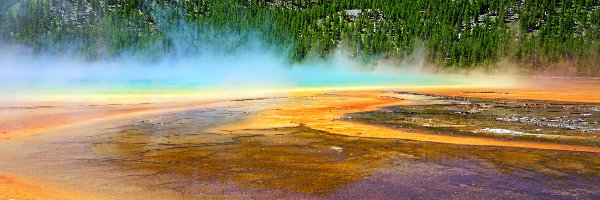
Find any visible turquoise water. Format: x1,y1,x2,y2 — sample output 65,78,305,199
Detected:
0,45,474,95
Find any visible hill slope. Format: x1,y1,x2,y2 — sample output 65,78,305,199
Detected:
1,0,599,75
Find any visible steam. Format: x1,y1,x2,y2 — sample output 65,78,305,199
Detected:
0,20,518,101
0,43,515,100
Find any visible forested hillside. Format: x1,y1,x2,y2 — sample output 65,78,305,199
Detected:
1,0,599,75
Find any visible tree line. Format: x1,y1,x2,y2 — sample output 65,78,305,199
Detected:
1,0,598,75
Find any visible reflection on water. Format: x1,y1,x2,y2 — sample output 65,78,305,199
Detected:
91,99,600,199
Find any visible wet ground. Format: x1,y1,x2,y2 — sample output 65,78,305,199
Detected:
347,92,600,147
91,124,600,199
1,92,600,199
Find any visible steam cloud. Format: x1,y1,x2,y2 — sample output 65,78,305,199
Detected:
0,19,512,101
